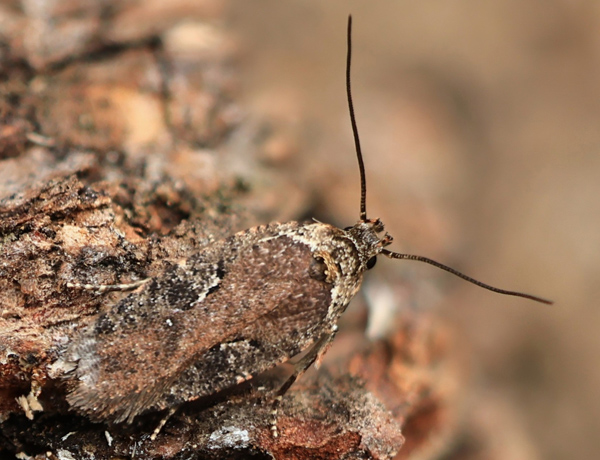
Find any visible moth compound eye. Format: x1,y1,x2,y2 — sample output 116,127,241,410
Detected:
309,256,328,282
366,256,377,270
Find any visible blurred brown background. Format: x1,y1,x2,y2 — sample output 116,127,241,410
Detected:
229,1,600,459
1,0,597,458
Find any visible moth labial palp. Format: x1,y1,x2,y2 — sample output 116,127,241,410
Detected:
63,14,552,442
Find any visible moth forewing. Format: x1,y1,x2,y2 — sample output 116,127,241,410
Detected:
65,221,381,423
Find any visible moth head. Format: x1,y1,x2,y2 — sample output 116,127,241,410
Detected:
344,218,393,272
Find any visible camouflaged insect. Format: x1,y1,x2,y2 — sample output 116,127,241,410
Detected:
64,15,551,434
66,220,387,424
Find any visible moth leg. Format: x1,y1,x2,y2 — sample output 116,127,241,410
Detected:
270,329,337,438
150,406,178,441
66,278,150,293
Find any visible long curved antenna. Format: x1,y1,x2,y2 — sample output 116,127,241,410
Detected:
347,15,368,221
381,249,553,305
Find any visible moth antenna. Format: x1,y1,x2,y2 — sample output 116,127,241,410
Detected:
347,16,551,306
346,15,368,221
381,249,553,305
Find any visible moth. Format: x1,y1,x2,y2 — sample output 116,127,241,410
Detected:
65,16,551,436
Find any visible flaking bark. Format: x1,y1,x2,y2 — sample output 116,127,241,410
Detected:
0,2,463,459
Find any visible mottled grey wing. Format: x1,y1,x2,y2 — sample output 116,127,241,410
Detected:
66,224,333,422
149,238,335,410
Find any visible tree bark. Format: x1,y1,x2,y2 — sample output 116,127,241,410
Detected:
0,2,460,459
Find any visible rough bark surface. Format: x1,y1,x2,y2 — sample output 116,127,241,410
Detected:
0,2,462,459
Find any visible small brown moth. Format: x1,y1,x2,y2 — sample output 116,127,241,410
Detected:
65,15,551,438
